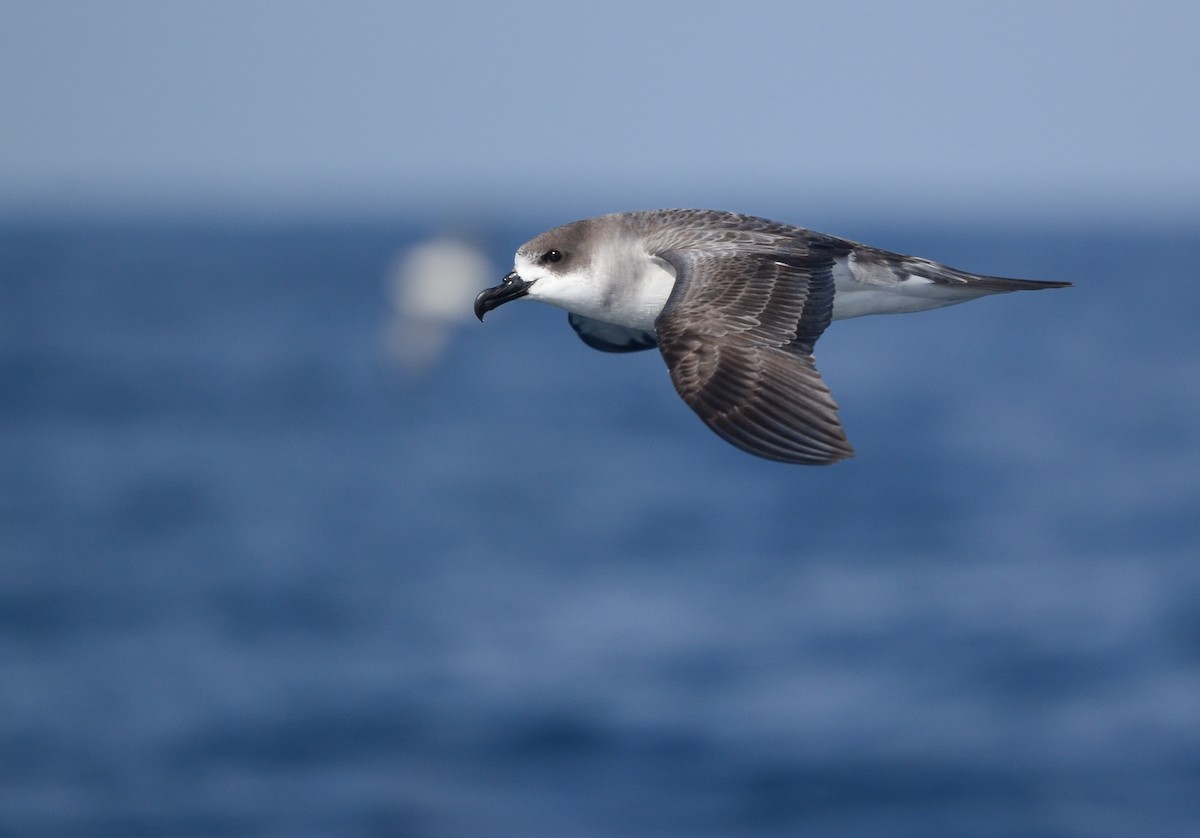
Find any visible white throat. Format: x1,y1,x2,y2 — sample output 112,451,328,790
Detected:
524,252,677,333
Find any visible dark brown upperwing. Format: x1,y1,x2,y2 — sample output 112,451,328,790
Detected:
654,249,854,465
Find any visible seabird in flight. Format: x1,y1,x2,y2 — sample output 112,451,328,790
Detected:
474,209,1070,465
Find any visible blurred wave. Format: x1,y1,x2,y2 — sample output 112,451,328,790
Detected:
382,235,492,375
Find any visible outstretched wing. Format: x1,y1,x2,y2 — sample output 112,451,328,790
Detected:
654,245,854,465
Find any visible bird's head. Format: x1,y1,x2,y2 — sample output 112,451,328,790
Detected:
474,221,600,320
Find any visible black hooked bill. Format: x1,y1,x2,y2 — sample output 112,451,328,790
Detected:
474,271,531,321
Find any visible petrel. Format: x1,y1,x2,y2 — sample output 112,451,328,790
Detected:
474,209,1070,465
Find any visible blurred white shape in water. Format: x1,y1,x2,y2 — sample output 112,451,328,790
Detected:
384,235,492,374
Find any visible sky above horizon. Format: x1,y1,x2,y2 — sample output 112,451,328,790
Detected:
2,1,1198,220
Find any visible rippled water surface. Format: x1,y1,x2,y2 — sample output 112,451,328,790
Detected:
2,216,1198,836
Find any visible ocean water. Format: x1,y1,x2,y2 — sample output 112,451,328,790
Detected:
2,214,1198,837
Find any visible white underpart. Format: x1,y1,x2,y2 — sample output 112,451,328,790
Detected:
831,254,990,320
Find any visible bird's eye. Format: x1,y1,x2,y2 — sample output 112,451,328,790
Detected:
544,249,563,264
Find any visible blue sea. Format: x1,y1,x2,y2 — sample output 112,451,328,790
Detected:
2,212,1198,837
